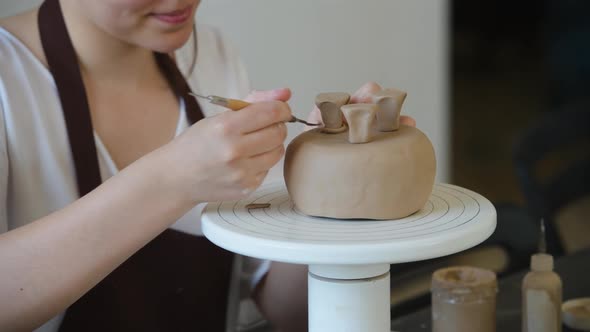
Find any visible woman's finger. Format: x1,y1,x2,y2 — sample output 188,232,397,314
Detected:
306,106,323,124
244,88,292,103
400,115,416,127
350,82,382,103
236,122,287,157
237,170,269,196
303,106,323,131
246,144,286,174
219,100,292,135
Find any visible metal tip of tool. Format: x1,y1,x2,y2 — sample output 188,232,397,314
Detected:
539,218,547,254
300,120,322,126
290,116,321,126
188,92,211,101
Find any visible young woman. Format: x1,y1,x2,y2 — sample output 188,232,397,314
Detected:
0,0,414,331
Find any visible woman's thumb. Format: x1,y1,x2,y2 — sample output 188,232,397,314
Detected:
245,88,292,103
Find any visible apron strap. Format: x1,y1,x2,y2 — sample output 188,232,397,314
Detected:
38,0,100,196
38,0,205,196
154,52,204,125
38,0,233,330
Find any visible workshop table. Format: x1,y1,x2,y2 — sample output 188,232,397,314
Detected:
390,247,590,332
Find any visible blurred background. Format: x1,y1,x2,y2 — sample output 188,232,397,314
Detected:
2,0,589,325
451,0,589,204
197,0,450,183
198,0,590,321
3,0,586,204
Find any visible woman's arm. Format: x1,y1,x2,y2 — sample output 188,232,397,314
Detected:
0,151,193,331
0,99,292,331
253,263,308,332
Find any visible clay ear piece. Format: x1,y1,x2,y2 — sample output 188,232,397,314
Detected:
315,92,350,134
371,88,407,132
341,104,377,144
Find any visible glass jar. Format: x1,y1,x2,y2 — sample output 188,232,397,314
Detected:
431,266,498,332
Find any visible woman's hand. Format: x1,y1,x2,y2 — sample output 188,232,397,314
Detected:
305,82,416,130
162,88,292,204
0,87,292,331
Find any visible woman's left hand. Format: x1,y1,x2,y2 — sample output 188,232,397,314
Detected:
305,82,416,130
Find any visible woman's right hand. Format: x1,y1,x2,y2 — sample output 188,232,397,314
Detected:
161,89,292,204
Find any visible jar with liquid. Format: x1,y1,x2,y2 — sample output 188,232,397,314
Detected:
431,266,498,332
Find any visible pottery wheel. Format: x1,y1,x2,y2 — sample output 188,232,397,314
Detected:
202,182,496,332
202,182,496,265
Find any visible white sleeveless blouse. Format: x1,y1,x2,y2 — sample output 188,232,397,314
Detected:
0,24,270,332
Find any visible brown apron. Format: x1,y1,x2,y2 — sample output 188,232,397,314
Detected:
38,0,234,330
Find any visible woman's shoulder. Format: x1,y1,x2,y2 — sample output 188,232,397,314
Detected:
0,9,54,125
0,9,46,67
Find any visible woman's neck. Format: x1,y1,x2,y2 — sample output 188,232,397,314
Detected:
60,0,162,87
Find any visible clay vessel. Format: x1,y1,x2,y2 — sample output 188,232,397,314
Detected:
284,96,436,220
284,89,436,220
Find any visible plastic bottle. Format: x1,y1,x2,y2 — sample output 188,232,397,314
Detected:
522,253,562,332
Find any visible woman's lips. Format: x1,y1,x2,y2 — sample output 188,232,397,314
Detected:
151,6,193,25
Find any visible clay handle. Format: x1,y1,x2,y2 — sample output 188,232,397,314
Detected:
315,92,350,131
372,88,407,132
341,103,377,144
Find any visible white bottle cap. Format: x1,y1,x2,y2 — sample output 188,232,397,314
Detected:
531,253,554,272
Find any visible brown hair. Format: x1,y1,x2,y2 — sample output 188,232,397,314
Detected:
186,23,198,77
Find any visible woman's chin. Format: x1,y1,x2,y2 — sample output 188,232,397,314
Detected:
142,28,194,53
149,40,191,54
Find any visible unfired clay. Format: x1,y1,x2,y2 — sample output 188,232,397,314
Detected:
372,88,407,132
284,88,436,220
340,104,377,144
315,92,350,133
284,128,435,219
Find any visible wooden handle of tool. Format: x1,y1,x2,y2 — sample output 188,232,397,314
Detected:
225,99,251,111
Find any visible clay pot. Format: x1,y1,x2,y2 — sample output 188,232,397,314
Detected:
284,125,436,220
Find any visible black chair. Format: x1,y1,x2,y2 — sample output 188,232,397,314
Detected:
513,108,590,256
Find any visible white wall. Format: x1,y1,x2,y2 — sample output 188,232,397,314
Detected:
1,0,450,181
0,0,41,17
198,0,450,181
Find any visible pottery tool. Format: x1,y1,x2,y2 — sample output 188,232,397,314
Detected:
190,92,321,126
245,203,271,210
